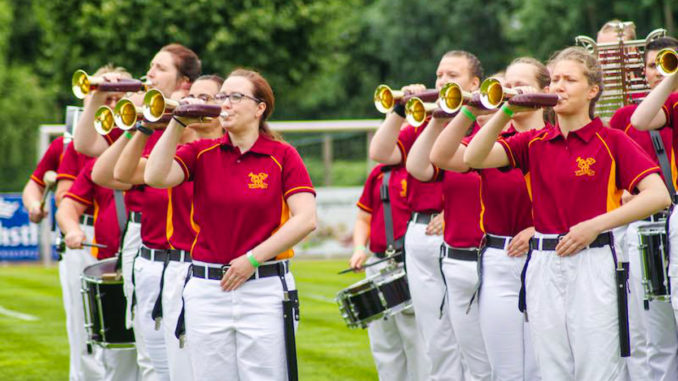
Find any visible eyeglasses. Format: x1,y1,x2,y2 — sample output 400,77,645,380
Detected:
184,94,216,103
214,92,262,105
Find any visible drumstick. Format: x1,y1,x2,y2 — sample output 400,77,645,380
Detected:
337,252,403,274
82,242,107,249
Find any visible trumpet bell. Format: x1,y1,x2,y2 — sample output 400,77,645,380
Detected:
94,106,115,135
405,97,434,127
72,70,91,99
480,78,504,109
143,89,166,122
439,82,464,114
374,85,404,113
656,49,678,77
114,99,139,130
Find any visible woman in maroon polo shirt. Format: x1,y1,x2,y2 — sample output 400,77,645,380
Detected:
145,68,316,381
425,57,550,380
464,47,670,380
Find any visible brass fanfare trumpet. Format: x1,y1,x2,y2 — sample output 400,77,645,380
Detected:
143,89,180,122
656,48,678,77
71,69,147,99
438,82,474,113
374,84,404,113
479,77,521,109
113,98,142,130
94,106,115,135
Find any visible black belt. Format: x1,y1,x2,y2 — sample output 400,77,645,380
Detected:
374,251,404,263
139,246,192,263
643,210,668,222
79,214,94,227
530,232,611,251
191,261,289,281
485,235,512,250
130,211,142,224
442,245,479,261
411,212,438,225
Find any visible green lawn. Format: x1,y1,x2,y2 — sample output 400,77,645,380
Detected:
0,259,378,381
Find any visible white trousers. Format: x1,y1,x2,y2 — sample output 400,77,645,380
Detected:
526,233,626,381
134,254,170,380
626,220,678,381
121,221,156,381
59,223,105,381
404,220,460,380
161,261,194,381
478,245,539,381
441,252,491,381
365,257,428,381
183,265,296,381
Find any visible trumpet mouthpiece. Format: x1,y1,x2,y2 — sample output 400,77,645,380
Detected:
220,111,229,119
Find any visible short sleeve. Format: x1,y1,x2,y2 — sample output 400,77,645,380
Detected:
612,131,661,192
498,129,539,174
64,162,96,207
396,125,418,164
357,167,379,213
609,105,634,132
174,141,202,182
281,145,315,199
57,142,81,181
31,137,64,186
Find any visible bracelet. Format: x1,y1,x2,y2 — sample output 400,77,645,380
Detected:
501,104,515,118
172,115,187,128
123,131,134,140
246,250,260,268
461,106,476,122
135,123,153,136
392,103,406,118
355,244,367,252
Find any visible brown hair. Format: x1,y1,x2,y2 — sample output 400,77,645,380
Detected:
93,64,131,79
548,47,603,119
598,20,636,41
508,57,550,89
160,43,201,82
228,68,280,140
645,36,678,63
195,74,225,88
442,50,484,81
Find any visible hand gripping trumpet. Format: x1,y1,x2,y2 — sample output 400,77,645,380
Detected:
71,69,147,99
656,48,678,77
143,89,180,122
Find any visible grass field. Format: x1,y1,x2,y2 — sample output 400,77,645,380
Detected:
0,259,378,381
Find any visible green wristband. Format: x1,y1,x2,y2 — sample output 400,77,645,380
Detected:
246,251,260,268
123,131,134,140
355,244,367,252
501,104,515,118
461,106,476,122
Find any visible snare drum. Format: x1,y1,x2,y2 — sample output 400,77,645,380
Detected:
638,222,670,302
81,258,135,348
336,265,411,328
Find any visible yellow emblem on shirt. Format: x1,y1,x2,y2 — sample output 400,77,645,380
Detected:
248,172,269,189
400,179,407,198
575,157,596,177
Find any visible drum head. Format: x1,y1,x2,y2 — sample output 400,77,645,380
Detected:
83,257,120,283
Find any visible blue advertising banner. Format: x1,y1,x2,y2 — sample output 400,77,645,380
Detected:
0,193,42,261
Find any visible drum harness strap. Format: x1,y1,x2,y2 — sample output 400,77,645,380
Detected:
610,232,631,357
278,264,300,381
650,130,675,310
174,265,192,348
151,255,171,330
380,166,403,259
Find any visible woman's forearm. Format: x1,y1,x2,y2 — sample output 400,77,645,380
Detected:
145,121,185,188
406,119,444,181
114,131,149,185
430,112,474,172
631,74,678,130
464,110,510,168
370,113,405,164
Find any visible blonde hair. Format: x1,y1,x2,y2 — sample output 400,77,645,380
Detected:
598,20,636,41
92,64,132,79
548,47,603,119
508,57,550,89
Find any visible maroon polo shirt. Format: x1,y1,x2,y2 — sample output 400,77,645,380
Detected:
396,120,443,213
167,180,195,252
499,117,660,234
461,124,534,237
432,168,484,248
357,164,410,253
58,142,95,215
663,92,678,181
610,104,675,187
31,136,65,187
64,160,120,259
175,133,316,264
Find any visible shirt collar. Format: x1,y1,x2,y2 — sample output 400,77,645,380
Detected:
547,117,603,142
219,133,277,155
